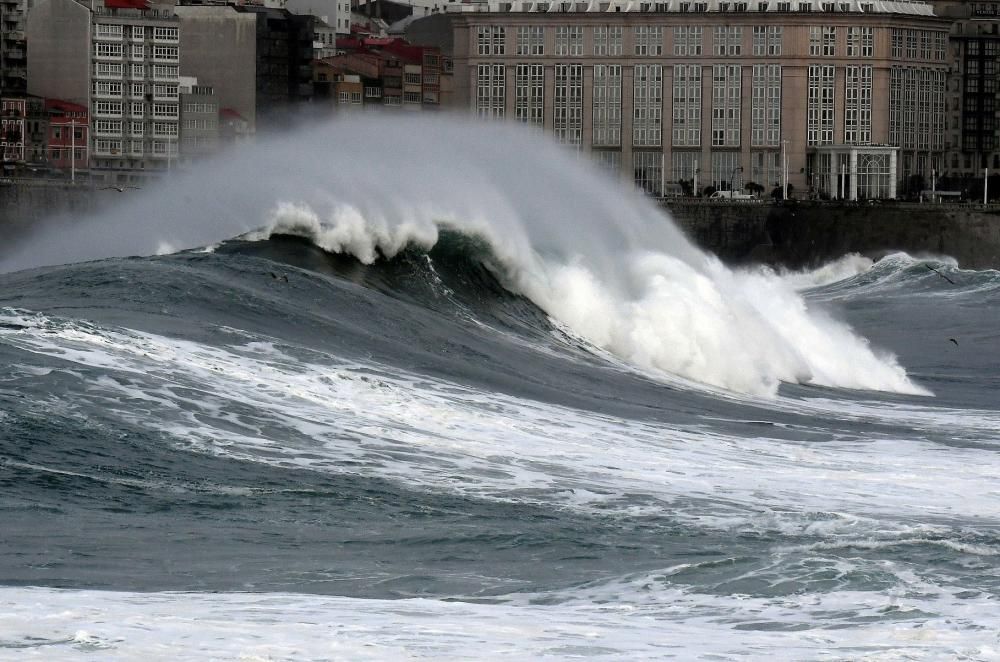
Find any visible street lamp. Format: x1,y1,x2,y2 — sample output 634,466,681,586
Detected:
781,139,789,200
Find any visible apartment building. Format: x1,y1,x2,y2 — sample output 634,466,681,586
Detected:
450,0,952,199
27,0,182,184
0,0,28,96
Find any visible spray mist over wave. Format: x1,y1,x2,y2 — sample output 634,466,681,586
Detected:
0,115,926,397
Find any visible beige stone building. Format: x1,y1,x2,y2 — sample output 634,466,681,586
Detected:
450,0,952,199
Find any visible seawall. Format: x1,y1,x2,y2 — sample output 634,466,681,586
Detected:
4,180,1000,270
665,200,1000,270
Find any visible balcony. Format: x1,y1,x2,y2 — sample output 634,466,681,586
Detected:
151,68,178,81
94,31,123,41
151,52,178,63
93,109,123,119
93,141,123,156
151,33,179,44
93,88,123,99
94,126,122,137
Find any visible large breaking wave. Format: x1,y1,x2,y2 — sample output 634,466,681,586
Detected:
0,115,924,396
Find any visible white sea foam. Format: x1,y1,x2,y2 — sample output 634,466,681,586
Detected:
1,308,995,532
0,116,925,397
775,253,875,290
2,583,999,661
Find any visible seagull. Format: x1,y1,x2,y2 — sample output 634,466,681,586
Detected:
949,338,959,346
925,264,955,285
99,185,141,192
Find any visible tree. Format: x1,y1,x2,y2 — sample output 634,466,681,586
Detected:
745,181,763,197
702,185,717,198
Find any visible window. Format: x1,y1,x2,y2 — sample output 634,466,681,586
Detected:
673,26,703,56
95,42,123,58
807,64,835,145
130,101,145,117
751,64,781,146
710,150,740,190
673,64,702,147
94,119,122,135
633,151,662,196
515,63,545,127
152,103,178,118
555,26,583,56
152,65,178,79
594,26,623,56
844,65,872,144
553,63,583,147
153,84,178,99
93,81,123,97
672,151,698,184
130,25,145,41
153,121,178,136
712,64,741,147
592,150,621,174
752,26,781,56
365,86,382,98
94,101,123,116
131,82,145,98
476,63,505,118
713,26,742,56
634,26,663,56
131,44,144,60
809,26,836,56
153,26,178,41
152,45,178,61
95,24,123,39
403,91,421,104
516,26,544,56
633,64,662,147
477,26,505,56
404,72,421,85
847,27,873,58
592,64,621,147
94,62,123,78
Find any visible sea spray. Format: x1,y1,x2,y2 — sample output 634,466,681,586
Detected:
0,114,926,396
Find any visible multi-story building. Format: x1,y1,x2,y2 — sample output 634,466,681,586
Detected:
27,0,182,184
0,0,28,97
46,99,89,176
930,1,1000,188
179,78,220,162
1,96,25,162
450,0,952,200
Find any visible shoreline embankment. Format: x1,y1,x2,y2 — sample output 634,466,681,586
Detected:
663,199,1000,270
3,180,1000,269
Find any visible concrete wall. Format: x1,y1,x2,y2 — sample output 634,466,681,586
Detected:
666,200,1000,270
4,181,1000,271
26,0,90,106
176,6,257,132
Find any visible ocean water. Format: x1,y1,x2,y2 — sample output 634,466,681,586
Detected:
1,117,999,660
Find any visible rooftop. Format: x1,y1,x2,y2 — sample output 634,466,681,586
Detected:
445,0,935,16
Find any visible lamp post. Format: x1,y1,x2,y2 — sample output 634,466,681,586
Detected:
781,139,789,200
70,119,76,183
694,158,699,196
985,167,989,205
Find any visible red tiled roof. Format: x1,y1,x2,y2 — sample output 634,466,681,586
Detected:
104,0,150,9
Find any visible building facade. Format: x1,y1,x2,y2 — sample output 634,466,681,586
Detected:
0,0,29,97
27,0,182,184
451,0,952,199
